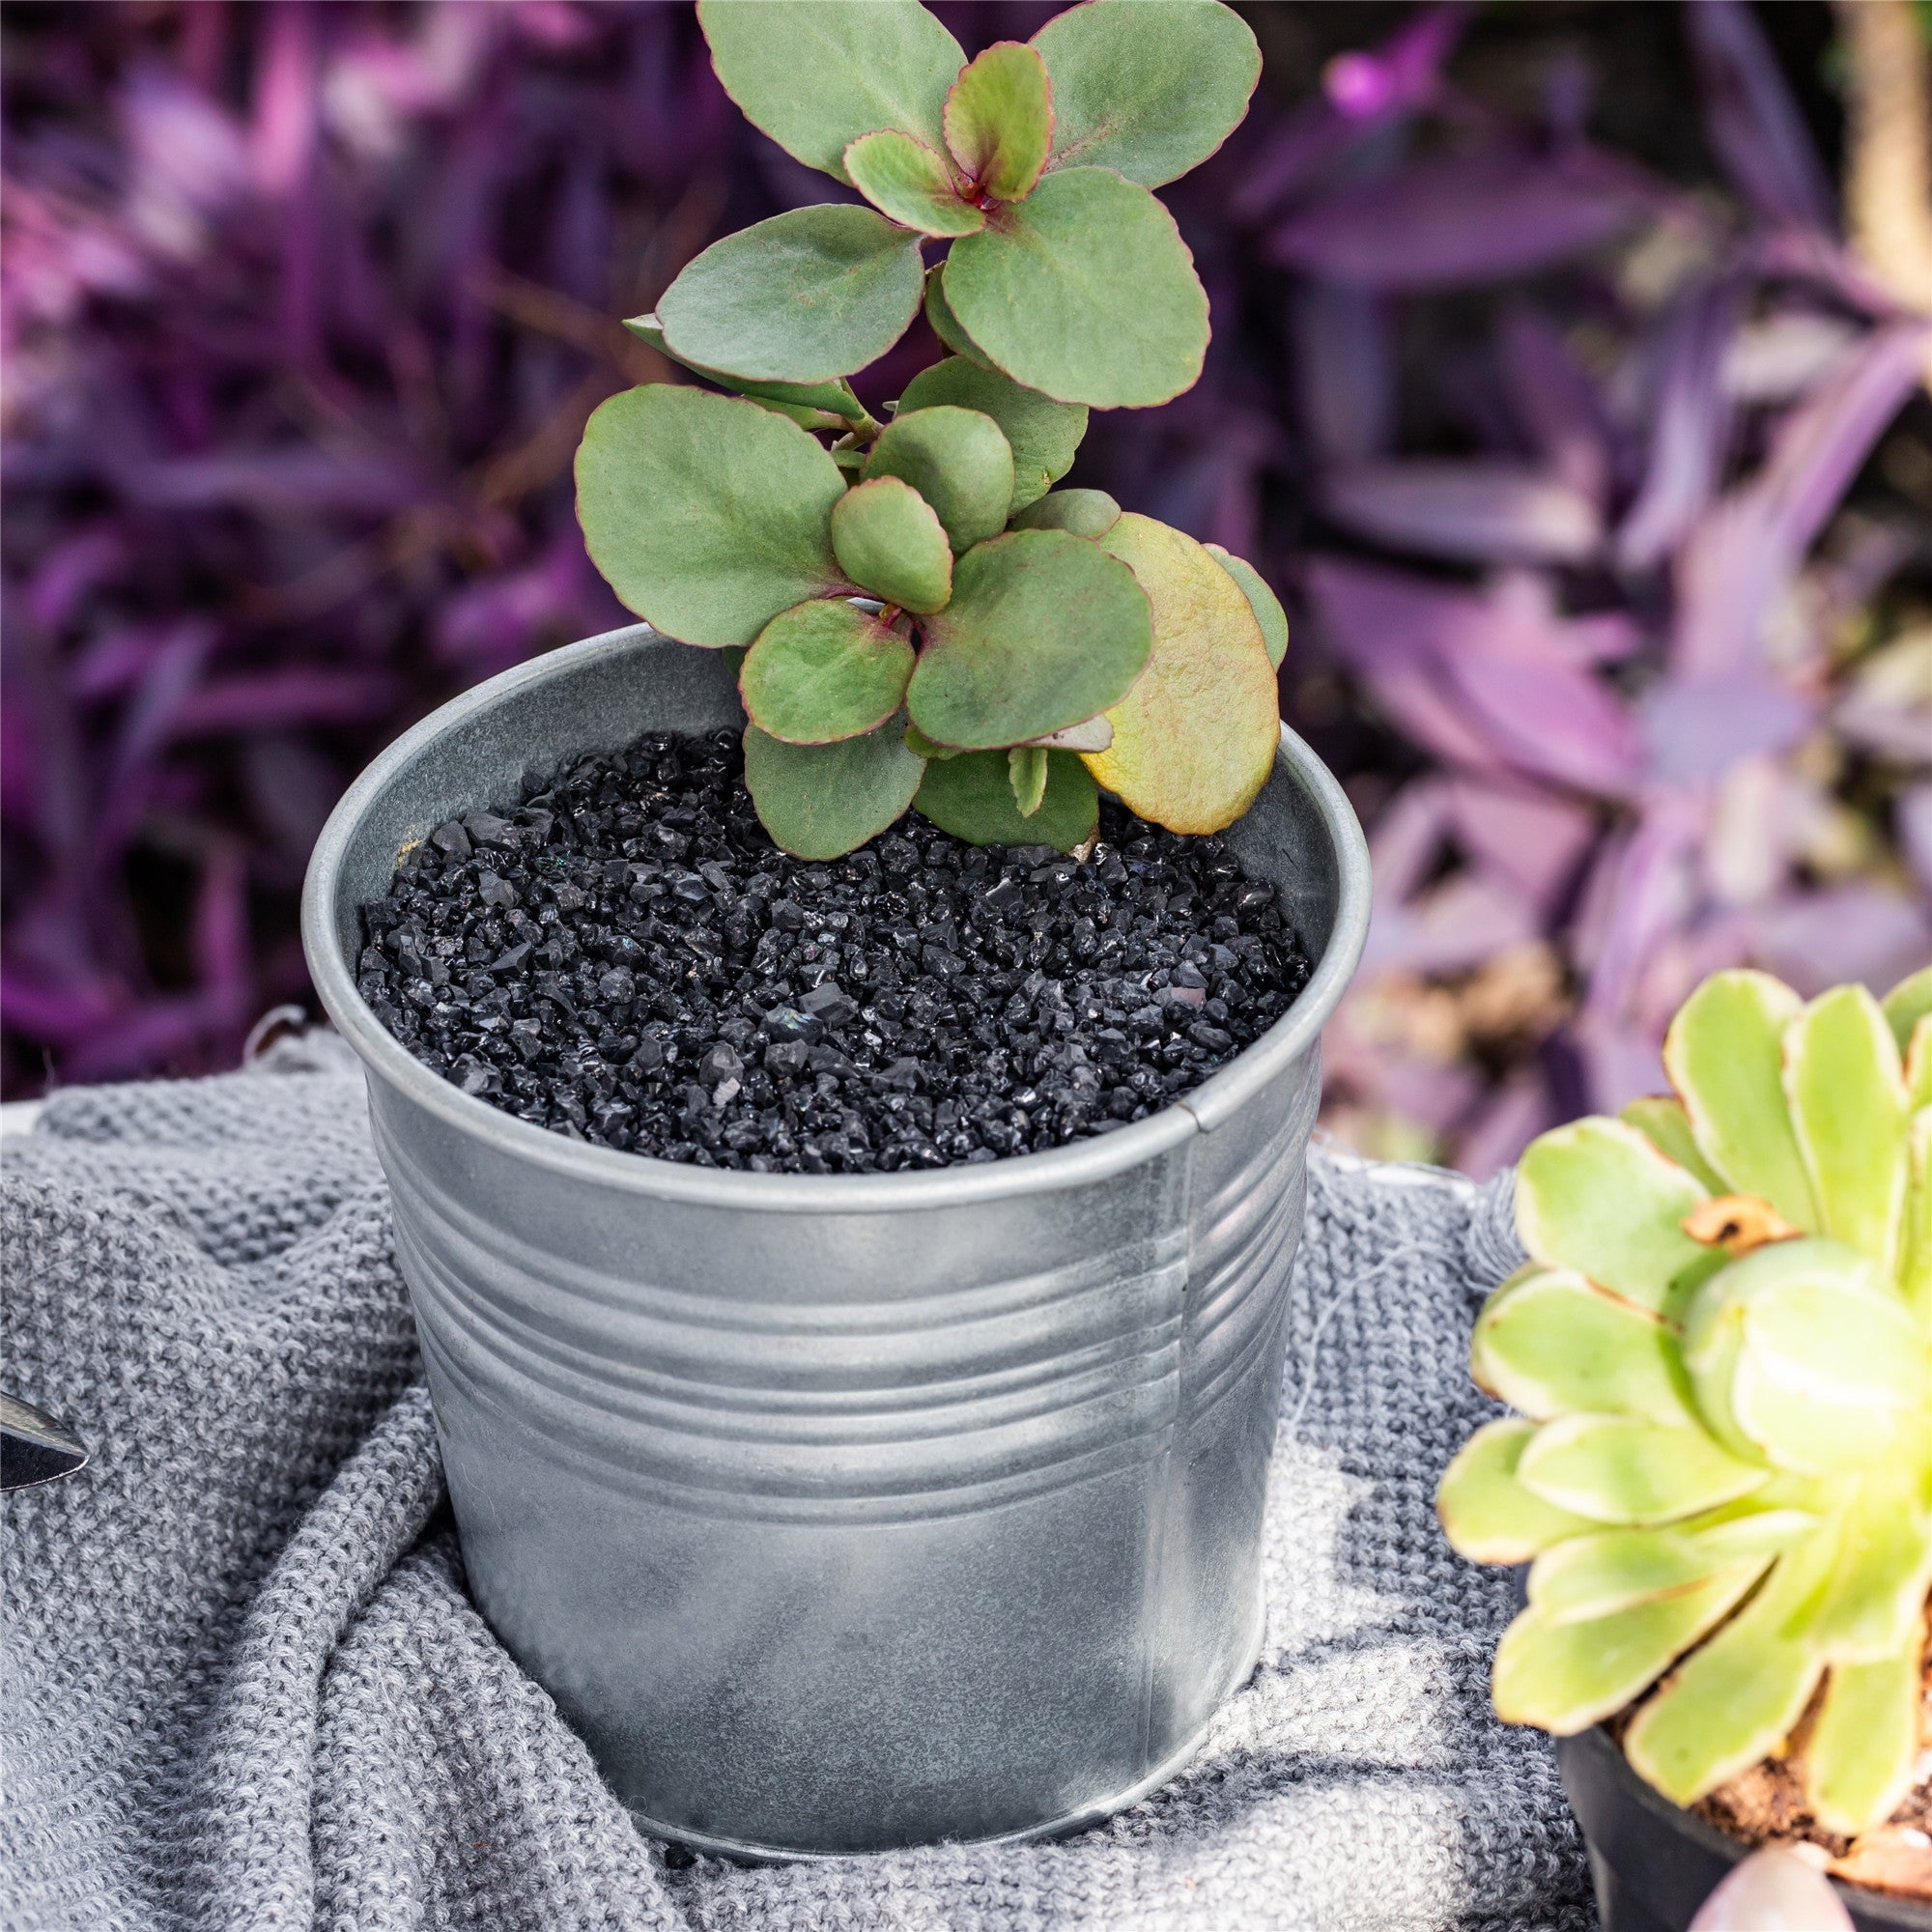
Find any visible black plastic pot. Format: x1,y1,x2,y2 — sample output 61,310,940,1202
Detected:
1556,1726,1932,1932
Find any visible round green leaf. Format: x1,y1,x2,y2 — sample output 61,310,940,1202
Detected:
897,357,1088,513
907,529,1151,749
1205,544,1288,668
1030,0,1260,187
743,717,926,860
829,476,953,613
944,41,1052,201
697,0,964,185
944,168,1208,408
622,313,874,426
924,264,990,364
1012,488,1120,536
914,747,1097,853
1082,514,1278,835
658,205,924,385
865,406,1013,551
575,385,842,648
844,130,982,239
740,599,915,746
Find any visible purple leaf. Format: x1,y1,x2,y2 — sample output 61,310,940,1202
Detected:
1615,277,1742,570
1443,776,1599,909
171,668,403,736
1897,785,1932,895
1498,304,1617,507
1749,885,1932,997
1267,143,1657,291
1638,670,1813,782
1292,281,1394,465
1673,320,1929,674
1685,0,1835,234
1231,5,1467,220
1361,868,1542,978
1324,459,1603,564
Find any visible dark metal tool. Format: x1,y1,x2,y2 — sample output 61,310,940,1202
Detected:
1,1391,89,1491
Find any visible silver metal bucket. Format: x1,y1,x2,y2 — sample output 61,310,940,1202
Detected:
302,623,1371,1858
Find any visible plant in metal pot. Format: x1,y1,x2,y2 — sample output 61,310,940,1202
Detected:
1438,965,1932,1925
303,0,1375,1861
574,0,1286,863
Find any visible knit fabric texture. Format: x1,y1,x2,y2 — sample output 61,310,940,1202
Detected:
0,1053,1591,1932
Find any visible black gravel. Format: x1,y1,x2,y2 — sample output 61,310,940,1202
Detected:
357,730,1311,1173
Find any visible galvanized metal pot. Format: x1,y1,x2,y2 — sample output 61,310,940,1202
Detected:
302,623,1371,1859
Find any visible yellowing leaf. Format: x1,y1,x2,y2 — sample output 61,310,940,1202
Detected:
1081,514,1278,834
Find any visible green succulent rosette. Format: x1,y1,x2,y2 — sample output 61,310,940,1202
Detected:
1438,966,1932,1836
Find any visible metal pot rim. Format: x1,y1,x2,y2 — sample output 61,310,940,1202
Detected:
301,623,1371,1214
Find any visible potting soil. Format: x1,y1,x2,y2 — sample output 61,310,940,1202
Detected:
356,729,1311,1172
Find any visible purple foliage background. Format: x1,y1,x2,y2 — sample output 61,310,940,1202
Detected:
4,0,1929,1172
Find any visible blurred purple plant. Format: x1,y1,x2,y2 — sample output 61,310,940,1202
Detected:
3,1,1927,1165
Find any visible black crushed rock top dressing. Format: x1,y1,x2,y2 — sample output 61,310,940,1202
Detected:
357,729,1312,1174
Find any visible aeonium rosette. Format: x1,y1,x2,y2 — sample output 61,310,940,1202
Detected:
1438,966,1932,1836
573,0,1288,860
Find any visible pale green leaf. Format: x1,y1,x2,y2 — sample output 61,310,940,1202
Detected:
1515,1413,1768,1526
1623,1530,1836,1806
944,168,1208,408
1470,1266,1693,1426
575,385,842,647
697,0,964,185
829,476,952,613
1491,1566,1764,1735
1881,964,1932,1060
1030,0,1260,187
944,41,1052,200
1904,1109,1932,1324
908,530,1151,748
1009,744,1049,817
1783,984,1910,1271
1435,1418,1605,1566
1806,1474,1932,1663
896,357,1088,514
1011,488,1120,536
742,717,925,859
865,405,1014,551
1084,514,1278,835
1663,970,1819,1230
1527,1527,1771,1626
1680,1237,1926,1477
1205,544,1288,668
621,313,873,425
1806,1643,1924,1835
1910,1015,1932,1113
658,205,924,384
1515,1118,1713,1313
739,599,915,746
903,723,962,761
1619,1095,1727,1193
914,746,1097,853
844,130,982,238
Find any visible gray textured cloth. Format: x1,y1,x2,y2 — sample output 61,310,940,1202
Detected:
1,1054,1590,1932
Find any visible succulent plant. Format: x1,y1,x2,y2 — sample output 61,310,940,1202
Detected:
1438,965,1932,1837
573,0,1287,860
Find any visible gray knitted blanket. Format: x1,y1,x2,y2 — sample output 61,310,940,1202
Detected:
0,1050,1590,1932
